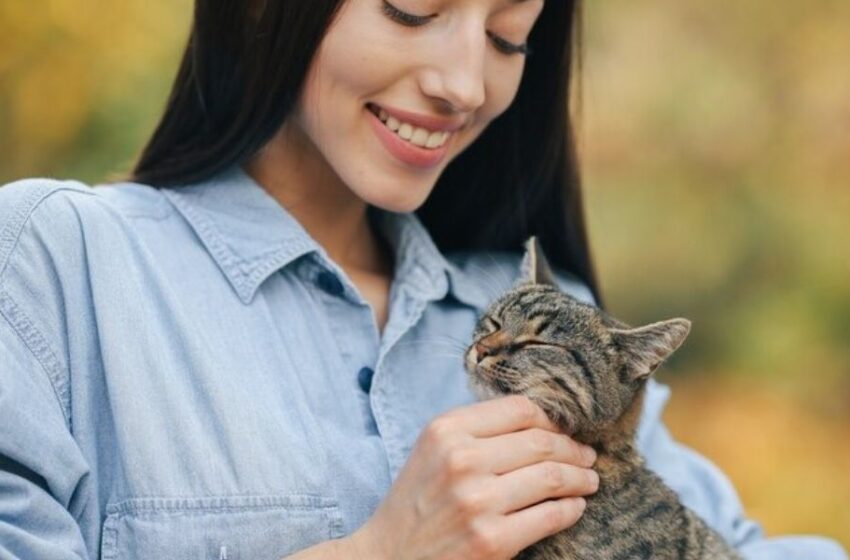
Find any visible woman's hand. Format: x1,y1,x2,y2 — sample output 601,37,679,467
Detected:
347,395,599,560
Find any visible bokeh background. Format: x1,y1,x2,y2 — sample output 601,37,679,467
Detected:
1,0,848,549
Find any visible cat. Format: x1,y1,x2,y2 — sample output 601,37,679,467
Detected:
464,237,742,560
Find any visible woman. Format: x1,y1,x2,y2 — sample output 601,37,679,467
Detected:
0,0,845,558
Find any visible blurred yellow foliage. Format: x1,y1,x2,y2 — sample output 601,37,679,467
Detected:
0,0,191,178
581,2,850,549
664,377,850,546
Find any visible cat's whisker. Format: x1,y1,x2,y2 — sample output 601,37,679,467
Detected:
393,339,465,348
489,364,525,382
467,261,512,297
395,334,469,347
393,340,469,353
405,333,467,343
484,252,515,287
423,353,466,361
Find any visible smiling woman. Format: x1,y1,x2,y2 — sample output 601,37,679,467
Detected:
1,0,847,559
132,0,592,334
133,0,577,255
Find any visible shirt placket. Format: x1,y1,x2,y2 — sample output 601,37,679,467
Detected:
305,257,382,434
369,267,434,480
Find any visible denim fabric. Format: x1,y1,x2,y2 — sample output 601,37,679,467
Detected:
0,166,846,559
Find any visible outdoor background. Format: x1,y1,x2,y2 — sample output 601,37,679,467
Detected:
1,0,848,549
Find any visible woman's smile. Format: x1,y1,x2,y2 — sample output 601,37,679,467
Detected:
269,0,539,212
365,102,454,169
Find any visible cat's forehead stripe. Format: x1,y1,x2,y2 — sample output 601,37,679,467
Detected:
499,288,550,313
532,316,553,335
568,349,598,395
516,290,548,308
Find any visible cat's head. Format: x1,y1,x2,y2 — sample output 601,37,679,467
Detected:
464,237,691,439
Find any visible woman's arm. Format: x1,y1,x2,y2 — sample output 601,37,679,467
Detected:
639,380,848,559
0,307,92,559
280,537,353,560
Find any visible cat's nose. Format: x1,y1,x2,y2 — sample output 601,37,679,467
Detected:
475,342,495,363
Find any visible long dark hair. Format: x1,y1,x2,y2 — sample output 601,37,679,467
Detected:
131,0,603,304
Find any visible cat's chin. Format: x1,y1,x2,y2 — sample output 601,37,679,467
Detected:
467,378,510,401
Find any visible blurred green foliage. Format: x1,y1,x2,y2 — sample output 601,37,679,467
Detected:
1,0,848,548
581,0,850,397
578,3,850,545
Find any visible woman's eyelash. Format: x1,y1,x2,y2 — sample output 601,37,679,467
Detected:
380,1,533,57
381,0,434,26
486,31,533,56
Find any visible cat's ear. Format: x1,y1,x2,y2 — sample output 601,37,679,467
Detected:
520,236,559,287
610,318,691,381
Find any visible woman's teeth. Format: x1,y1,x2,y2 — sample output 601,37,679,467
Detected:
373,106,450,149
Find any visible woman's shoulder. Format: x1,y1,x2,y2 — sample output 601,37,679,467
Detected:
0,178,91,279
445,249,596,306
0,177,92,229
0,177,173,285
0,175,172,224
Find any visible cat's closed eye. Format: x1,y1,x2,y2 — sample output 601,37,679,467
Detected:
505,339,552,352
482,316,501,330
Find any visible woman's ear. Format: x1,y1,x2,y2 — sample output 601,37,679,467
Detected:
519,236,559,288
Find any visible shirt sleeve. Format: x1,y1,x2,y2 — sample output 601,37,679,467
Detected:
638,380,848,559
0,292,91,558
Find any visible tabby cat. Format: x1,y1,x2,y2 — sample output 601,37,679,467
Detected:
464,237,742,560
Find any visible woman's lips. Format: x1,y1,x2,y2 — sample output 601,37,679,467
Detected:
365,104,451,169
368,102,465,133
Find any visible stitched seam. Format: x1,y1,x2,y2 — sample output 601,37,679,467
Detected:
0,289,71,426
100,513,118,560
161,187,316,304
161,189,253,302
105,494,339,516
0,183,95,281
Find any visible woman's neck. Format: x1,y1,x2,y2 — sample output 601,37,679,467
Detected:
243,122,396,334
243,128,389,275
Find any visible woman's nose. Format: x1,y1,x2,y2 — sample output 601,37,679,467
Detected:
419,25,487,112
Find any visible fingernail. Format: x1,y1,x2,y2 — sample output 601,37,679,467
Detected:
588,469,600,491
583,446,597,465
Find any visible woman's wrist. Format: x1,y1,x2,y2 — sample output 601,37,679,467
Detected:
282,534,366,560
346,523,389,560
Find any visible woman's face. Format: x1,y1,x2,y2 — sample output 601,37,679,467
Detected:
285,0,545,213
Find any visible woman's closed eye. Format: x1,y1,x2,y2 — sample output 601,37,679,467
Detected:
380,1,533,56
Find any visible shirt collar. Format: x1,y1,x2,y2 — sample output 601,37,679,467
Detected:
160,165,489,309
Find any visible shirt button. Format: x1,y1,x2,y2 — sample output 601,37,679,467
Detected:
357,367,374,393
316,270,344,297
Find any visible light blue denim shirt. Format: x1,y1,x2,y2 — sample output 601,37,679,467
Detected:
0,166,846,559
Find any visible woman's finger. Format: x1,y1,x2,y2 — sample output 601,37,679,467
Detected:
491,497,587,557
495,461,599,514
438,394,562,438
477,428,596,474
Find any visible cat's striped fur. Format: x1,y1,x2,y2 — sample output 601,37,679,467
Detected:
464,237,742,560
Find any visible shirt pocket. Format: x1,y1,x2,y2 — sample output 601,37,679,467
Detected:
100,494,345,560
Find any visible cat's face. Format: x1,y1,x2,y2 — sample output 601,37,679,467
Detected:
464,237,690,438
